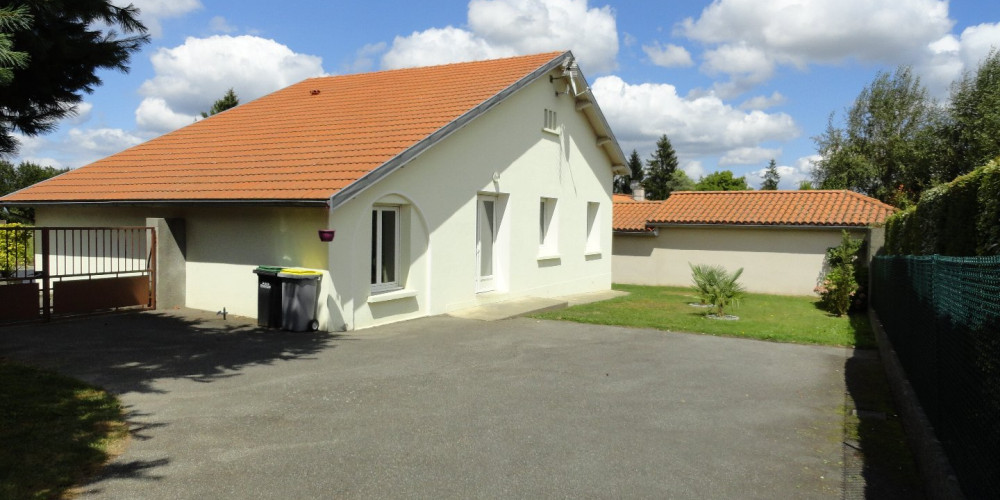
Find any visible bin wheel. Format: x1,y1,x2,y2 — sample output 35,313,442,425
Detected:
309,319,319,332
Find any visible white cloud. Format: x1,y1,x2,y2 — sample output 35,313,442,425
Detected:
209,16,237,34
347,42,388,73
382,0,619,73
701,42,775,96
679,0,954,93
135,97,197,132
739,91,786,110
126,0,203,38
382,27,515,70
136,35,326,133
719,146,780,166
642,42,693,68
13,128,147,169
746,155,821,190
591,75,799,158
67,128,145,157
682,160,705,179
916,22,1000,97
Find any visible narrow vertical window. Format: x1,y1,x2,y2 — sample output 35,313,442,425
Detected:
586,202,600,253
539,197,558,257
371,206,400,292
543,108,558,133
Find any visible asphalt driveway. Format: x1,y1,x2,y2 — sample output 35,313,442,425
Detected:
1,309,850,498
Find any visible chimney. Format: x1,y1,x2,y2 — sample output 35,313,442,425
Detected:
630,180,645,201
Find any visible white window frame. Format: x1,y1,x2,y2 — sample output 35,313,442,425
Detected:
371,206,401,293
543,108,558,134
538,197,559,259
585,201,601,254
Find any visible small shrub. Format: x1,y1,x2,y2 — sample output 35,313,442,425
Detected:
690,263,745,317
0,223,32,277
816,231,863,316
689,263,723,304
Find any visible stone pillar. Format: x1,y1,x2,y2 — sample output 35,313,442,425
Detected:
147,218,186,309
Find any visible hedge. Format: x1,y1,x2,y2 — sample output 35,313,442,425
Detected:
883,159,1000,256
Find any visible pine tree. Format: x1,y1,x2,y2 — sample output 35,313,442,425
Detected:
613,149,644,194
201,88,240,118
761,159,780,190
641,135,679,200
0,0,149,155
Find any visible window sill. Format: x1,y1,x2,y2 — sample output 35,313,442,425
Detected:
536,252,561,262
368,288,418,304
584,250,602,258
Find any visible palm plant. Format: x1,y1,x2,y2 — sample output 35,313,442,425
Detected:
689,263,722,304
690,264,745,317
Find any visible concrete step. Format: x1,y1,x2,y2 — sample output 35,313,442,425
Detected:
447,289,628,321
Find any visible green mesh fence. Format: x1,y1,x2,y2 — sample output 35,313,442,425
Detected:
872,255,1000,498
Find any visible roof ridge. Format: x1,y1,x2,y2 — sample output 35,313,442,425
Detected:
304,51,568,81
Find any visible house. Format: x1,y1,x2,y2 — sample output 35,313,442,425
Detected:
1,51,628,330
613,190,895,295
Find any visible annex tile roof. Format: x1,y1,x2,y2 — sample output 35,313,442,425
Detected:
2,52,567,205
612,197,661,233
614,190,895,232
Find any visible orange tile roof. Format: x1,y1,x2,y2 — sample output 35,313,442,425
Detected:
2,52,566,204
612,198,661,233
614,190,895,232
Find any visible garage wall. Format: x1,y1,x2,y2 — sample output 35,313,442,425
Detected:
35,205,332,324
612,226,868,296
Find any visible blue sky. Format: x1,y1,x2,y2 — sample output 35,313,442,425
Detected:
13,0,1000,189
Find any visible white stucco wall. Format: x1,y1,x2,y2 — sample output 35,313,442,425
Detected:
325,67,616,330
612,226,868,296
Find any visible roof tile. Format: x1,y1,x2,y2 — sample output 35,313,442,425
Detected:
614,190,895,232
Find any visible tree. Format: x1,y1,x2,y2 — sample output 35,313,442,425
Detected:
812,67,941,206
666,169,696,192
201,88,240,118
641,134,679,200
0,1,149,156
761,159,780,190
695,170,750,191
0,160,68,223
0,5,32,87
944,49,1000,182
614,149,644,194
798,180,814,190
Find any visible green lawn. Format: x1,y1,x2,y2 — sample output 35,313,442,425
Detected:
0,361,128,499
533,284,874,348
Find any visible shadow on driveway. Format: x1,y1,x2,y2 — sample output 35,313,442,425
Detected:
0,308,336,491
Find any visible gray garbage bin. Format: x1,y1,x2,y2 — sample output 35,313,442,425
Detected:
277,268,322,332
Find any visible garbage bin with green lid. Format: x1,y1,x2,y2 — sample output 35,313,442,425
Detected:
278,268,322,332
252,266,285,328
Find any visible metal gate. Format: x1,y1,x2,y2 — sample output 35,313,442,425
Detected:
0,226,156,322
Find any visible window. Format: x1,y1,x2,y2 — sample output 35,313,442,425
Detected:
585,202,600,254
543,108,558,134
371,206,400,292
539,197,558,257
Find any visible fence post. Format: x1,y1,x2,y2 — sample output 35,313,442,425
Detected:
40,229,50,322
